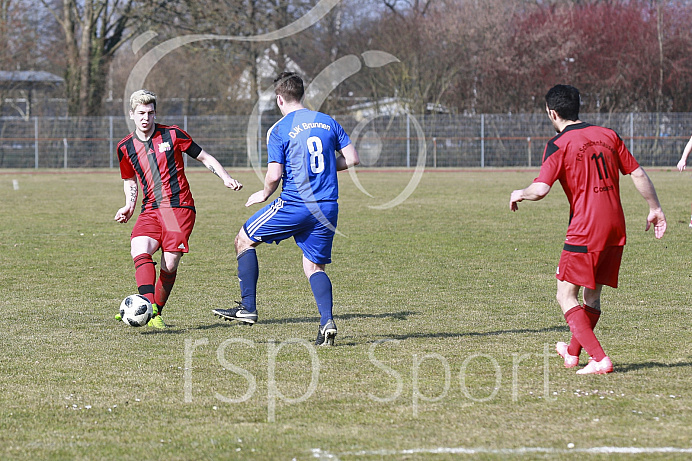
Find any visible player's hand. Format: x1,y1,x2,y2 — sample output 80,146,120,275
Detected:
114,206,134,223
245,190,267,207
224,177,243,190
509,189,523,211
677,159,687,172
645,208,667,239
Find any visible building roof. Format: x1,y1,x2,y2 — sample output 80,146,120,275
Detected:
0,70,63,89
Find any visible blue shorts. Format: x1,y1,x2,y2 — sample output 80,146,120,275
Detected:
243,198,338,264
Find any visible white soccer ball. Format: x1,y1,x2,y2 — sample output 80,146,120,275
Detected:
120,294,153,327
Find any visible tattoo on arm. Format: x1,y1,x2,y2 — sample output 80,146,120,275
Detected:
128,184,138,204
207,164,221,178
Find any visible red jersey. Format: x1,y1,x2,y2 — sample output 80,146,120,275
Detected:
535,122,640,252
117,124,202,212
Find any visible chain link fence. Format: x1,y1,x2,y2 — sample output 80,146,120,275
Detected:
0,113,690,169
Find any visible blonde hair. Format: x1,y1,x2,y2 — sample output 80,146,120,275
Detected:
129,89,157,112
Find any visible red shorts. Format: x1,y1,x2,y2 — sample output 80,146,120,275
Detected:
131,207,196,253
556,245,623,289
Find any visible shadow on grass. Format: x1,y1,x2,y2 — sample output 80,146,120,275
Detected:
143,316,567,343
140,324,183,335
377,325,566,341
256,310,417,325
141,321,572,350
167,310,418,333
615,360,692,373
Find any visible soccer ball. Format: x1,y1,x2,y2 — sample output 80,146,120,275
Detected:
119,294,153,327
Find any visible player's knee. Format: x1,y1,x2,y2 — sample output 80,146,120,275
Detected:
305,268,321,279
131,249,150,260
234,231,243,251
234,229,255,254
162,252,182,272
304,262,326,278
555,291,568,308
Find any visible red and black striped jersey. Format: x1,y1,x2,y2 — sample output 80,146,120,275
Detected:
117,124,202,212
534,122,640,252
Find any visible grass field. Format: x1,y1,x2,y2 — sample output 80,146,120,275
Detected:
0,168,690,460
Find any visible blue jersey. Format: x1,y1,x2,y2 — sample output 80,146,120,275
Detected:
266,108,351,203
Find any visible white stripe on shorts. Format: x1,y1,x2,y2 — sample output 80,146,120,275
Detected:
246,198,284,237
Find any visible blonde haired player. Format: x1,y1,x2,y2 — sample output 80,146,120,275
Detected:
114,89,242,328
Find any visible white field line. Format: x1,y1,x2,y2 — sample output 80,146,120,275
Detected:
312,446,692,458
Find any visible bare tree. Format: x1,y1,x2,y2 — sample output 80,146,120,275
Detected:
500,0,692,113
39,0,145,115
331,0,519,115
20,0,692,116
0,0,47,69
133,0,326,115
0,0,61,116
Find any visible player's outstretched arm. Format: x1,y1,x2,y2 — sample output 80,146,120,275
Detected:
196,150,243,190
630,166,666,239
509,182,551,211
677,135,692,172
197,149,243,190
336,144,360,171
245,161,283,207
114,178,138,223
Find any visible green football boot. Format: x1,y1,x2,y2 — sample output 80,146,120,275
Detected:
147,303,166,329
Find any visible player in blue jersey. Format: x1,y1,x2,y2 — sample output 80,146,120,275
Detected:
212,72,360,346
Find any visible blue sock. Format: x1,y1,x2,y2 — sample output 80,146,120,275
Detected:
237,249,258,312
309,271,333,325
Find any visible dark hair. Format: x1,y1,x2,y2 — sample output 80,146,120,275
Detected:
545,85,580,121
274,72,304,103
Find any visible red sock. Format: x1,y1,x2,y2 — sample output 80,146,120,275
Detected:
564,306,606,361
133,253,156,305
583,304,601,327
155,269,177,313
567,304,601,356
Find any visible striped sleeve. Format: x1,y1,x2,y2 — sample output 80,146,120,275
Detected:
173,127,202,158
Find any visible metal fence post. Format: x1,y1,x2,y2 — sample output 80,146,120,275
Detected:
184,115,188,167
406,114,411,168
433,137,437,168
629,112,634,155
480,114,485,168
258,112,262,167
109,116,114,168
34,116,39,169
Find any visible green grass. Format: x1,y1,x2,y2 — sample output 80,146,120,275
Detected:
0,168,690,460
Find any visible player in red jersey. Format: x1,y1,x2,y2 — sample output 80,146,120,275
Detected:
510,85,666,374
114,89,242,328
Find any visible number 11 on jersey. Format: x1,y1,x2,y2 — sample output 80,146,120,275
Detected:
591,152,609,180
